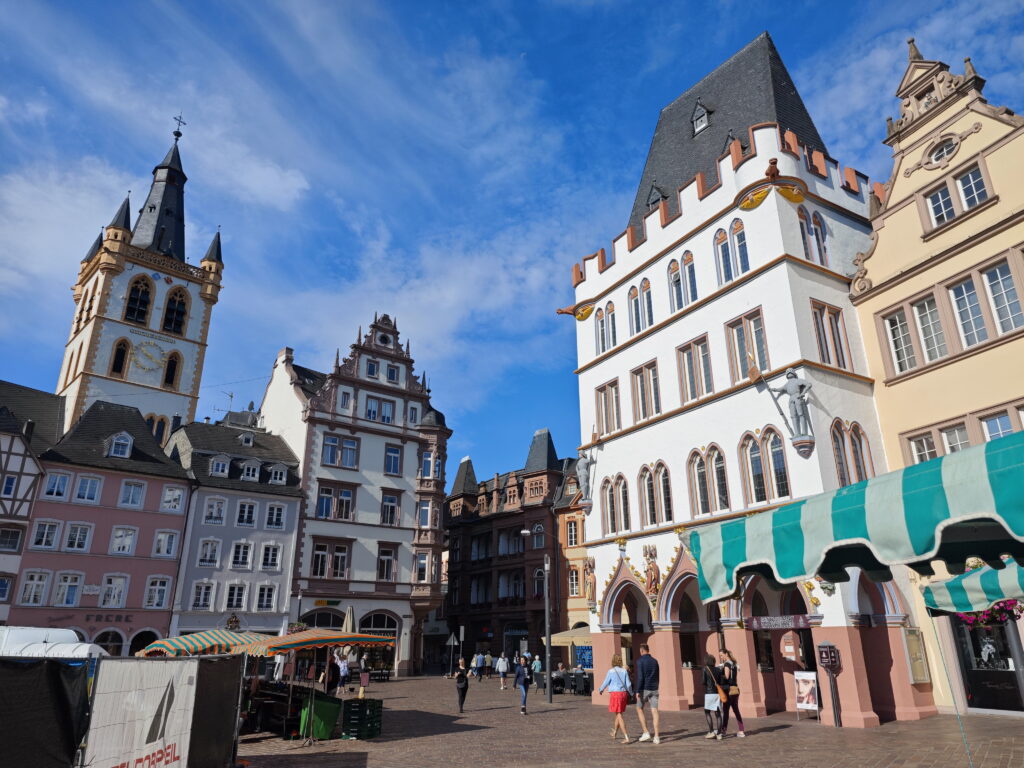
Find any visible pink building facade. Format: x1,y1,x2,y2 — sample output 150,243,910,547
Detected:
9,401,191,656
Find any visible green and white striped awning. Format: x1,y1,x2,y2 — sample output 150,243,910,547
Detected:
923,558,1024,614
692,431,1024,604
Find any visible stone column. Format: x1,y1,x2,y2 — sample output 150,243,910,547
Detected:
649,625,685,711
722,623,767,717
590,628,621,707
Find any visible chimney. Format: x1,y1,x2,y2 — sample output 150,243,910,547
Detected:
171,414,182,432
204,416,211,424
22,419,34,444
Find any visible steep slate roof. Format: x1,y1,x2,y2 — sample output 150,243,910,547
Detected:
0,406,23,435
628,31,826,235
449,457,479,498
291,364,328,399
109,195,132,230
203,231,223,264
132,138,188,261
421,405,447,428
553,457,580,510
174,421,303,496
0,380,66,453
524,428,560,473
42,401,187,478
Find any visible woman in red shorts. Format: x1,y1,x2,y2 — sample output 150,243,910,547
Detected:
598,653,635,743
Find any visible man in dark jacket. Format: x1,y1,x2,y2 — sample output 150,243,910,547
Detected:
634,644,661,744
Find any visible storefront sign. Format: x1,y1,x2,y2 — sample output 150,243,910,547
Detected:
817,643,840,670
575,646,593,669
745,615,810,631
84,658,198,768
794,670,819,711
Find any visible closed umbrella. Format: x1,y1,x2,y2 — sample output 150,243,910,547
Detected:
135,629,266,657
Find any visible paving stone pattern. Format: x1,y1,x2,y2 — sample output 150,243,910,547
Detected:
238,676,1024,768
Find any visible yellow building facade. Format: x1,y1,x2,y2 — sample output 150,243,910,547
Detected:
853,41,1024,715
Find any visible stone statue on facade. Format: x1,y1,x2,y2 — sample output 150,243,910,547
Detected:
583,556,597,604
770,368,813,438
643,545,661,597
575,448,593,503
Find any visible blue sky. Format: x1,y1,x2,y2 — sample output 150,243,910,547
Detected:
1,0,1022,481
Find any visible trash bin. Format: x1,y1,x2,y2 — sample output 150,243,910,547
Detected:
299,693,343,740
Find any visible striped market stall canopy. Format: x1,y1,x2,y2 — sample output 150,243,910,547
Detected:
691,432,1024,604
135,629,266,657
923,558,1024,614
238,629,395,657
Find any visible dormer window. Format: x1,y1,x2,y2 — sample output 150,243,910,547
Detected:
692,101,709,135
242,462,260,481
270,467,286,485
210,456,229,477
367,360,379,378
109,434,133,458
387,365,399,383
239,432,254,447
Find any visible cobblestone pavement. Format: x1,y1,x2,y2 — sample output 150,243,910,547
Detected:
238,676,1023,768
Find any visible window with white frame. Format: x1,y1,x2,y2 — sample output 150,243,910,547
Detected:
340,438,359,469
261,544,281,570
408,405,418,424
417,500,431,528
256,585,276,612
31,521,59,549
641,279,654,328
204,498,226,524
231,542,252,569
910,434,938,464
927,185,955,226
44,473,70,499
569,569,580,596
956,166,989,210
983,261,1024,334
532,523,545,549
596,380,621,435
109,434,132,458
366,359,379,378
811,302,849,370
912,296,948,362
631,361,661,422
110,527,136,555
384,445,402,475
381,493,399,526
415,552,429,582
332,544,348,578
595,308,607,355
311,544,329,578
0,576,10,602
153,530,178,557
144,577,170,609
336,488,353,520
242,462,259,481
941,424,970,453
0,528,21,552
567,520,578,547
226,584,247,611
160,485,185,513
316,487,334,519
118,480,145,508
100,574,127,608
658,464,674,522
270,467,286,485
266,505,285,529
210,457,229,476
884,308,918,372
678,337,712,402
74,476,100,503
53,572,81,607
728,310,768,382
197,539,220,567
628,286,643,335
982,412,1013,442
62,524,90,552
365,397,381,421
377,547,396,581
322,435,339,465
387,364,399,383
237,501,256,527
20,571,49,605
640,467,658,525
192,582,213,610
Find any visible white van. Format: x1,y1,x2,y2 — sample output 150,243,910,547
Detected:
0,626,81,653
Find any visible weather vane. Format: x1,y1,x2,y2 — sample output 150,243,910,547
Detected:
172,113,186,141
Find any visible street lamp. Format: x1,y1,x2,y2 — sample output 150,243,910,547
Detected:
520,528,553,704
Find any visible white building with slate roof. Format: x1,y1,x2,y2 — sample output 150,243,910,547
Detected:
563,32,931,725
259,314,449,675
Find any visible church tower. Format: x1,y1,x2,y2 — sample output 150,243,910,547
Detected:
56,129,224,440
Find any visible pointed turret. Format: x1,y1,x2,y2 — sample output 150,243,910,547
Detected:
450,456,478,497
108,195,132,230
82,233,102,263
201,231,223,264
132,134,188,261
524,428,560,473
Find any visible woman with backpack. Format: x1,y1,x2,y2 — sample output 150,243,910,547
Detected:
513,655,532,715
598,653,634,743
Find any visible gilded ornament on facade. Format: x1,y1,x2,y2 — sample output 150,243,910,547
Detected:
132,340,168,371
738,186,771,210
775,185,805,204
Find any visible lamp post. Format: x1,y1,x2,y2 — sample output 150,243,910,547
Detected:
520,528,553,704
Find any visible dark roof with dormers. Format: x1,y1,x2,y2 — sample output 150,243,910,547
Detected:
553,457,580,510
170,421,303,497
131,138,188,261
628,31,826,236
0,380,66,453
41,400,187,479
524,428,560,473
292,364,328,399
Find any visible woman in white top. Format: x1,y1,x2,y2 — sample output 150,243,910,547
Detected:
494,652,511,690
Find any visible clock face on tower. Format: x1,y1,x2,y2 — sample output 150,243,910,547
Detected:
133,340,167,371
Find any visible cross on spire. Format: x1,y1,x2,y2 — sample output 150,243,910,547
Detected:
172,113,187,141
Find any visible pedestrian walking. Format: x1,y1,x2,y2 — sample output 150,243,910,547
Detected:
339,657,350,690
475,652,485,682
702,654,725,740
598,653,634,743
634,643,661,744
719,649,746,737
484,651,493,679
530,655,542,688
455,658,469,713
514,655,532,715
495,652,510,690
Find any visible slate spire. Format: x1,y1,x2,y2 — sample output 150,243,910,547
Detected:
524,428,560,473
131,133,188,262
202,231,223,264
108,195,132,230
82,232,102,263
451,456,478,496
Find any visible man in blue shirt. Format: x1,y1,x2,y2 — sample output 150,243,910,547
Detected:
634,644,661,744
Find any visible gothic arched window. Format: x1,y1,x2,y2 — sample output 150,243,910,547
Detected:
162,289,188,335
124,277,152,325
640,279,654,328
765,430,791,499
605,302,617,348
628,287,642,335
639,467,657,526
595,309,606,355
110,340,131,379
616,476,630,531
602,480,617,535
811,213,827,266
849,424,871,483
832,421,851,488
656,463,673,523
743,435,768,504
163,352,181,389
669,260,683,312
709,447,730,512
731,219,750,274
715,229,733,284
